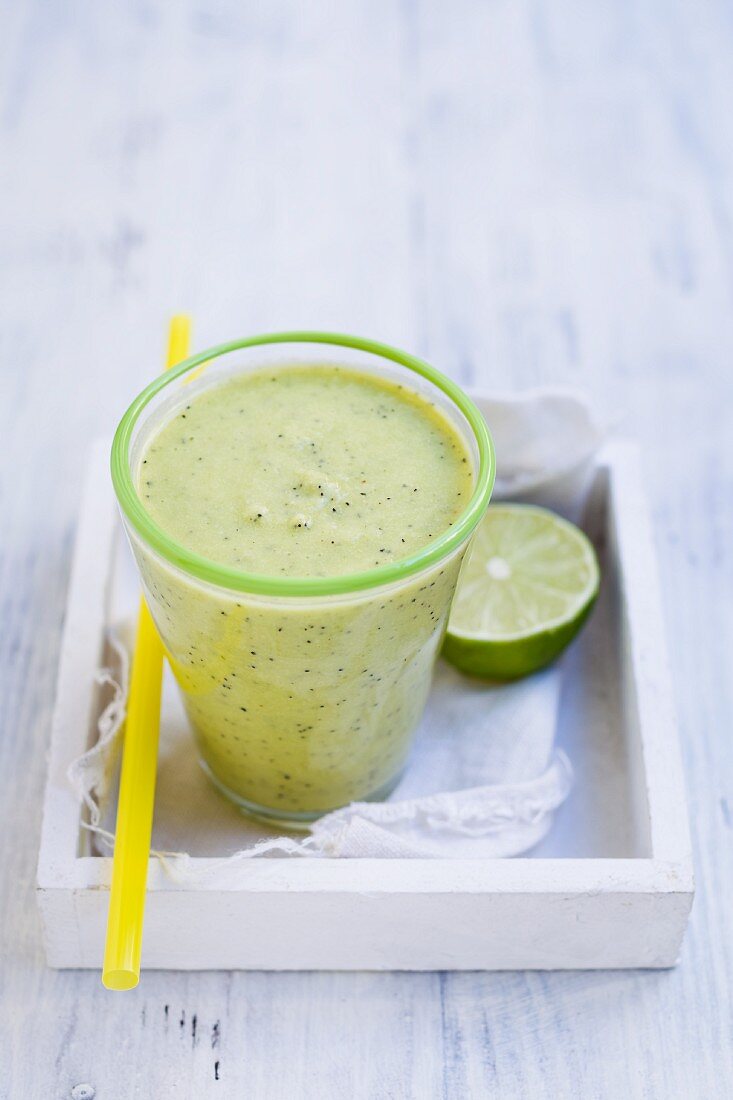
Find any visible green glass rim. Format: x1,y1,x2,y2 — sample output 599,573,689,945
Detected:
111,330,496,598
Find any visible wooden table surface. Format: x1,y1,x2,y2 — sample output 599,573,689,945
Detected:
1,2,731,1096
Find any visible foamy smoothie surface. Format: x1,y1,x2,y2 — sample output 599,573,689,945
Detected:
138,366,473,576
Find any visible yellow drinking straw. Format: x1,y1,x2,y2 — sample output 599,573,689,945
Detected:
102,314,192,991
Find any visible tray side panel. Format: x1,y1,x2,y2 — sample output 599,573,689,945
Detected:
37,439,118,887
42,883,691,971
604,443,693,871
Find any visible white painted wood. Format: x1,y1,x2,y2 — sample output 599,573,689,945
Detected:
35,443,693,971
44,868,691,972
2,1,731,1095
36,439,115,883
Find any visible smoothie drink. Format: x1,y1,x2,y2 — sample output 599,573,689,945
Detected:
112,335,494,826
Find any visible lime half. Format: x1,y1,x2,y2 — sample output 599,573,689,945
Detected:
443,503,600,680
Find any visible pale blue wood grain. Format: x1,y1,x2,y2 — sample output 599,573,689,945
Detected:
1,0,731,1096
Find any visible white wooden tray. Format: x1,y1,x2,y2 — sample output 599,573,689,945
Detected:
36,435,693,970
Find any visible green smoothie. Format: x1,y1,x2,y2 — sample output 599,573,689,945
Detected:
133,364,474,822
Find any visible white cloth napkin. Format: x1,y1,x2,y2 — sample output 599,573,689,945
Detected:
68,390,602,871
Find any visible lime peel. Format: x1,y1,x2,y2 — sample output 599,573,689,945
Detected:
443,503,600,680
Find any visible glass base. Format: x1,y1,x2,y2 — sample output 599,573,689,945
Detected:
199,759,404,832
